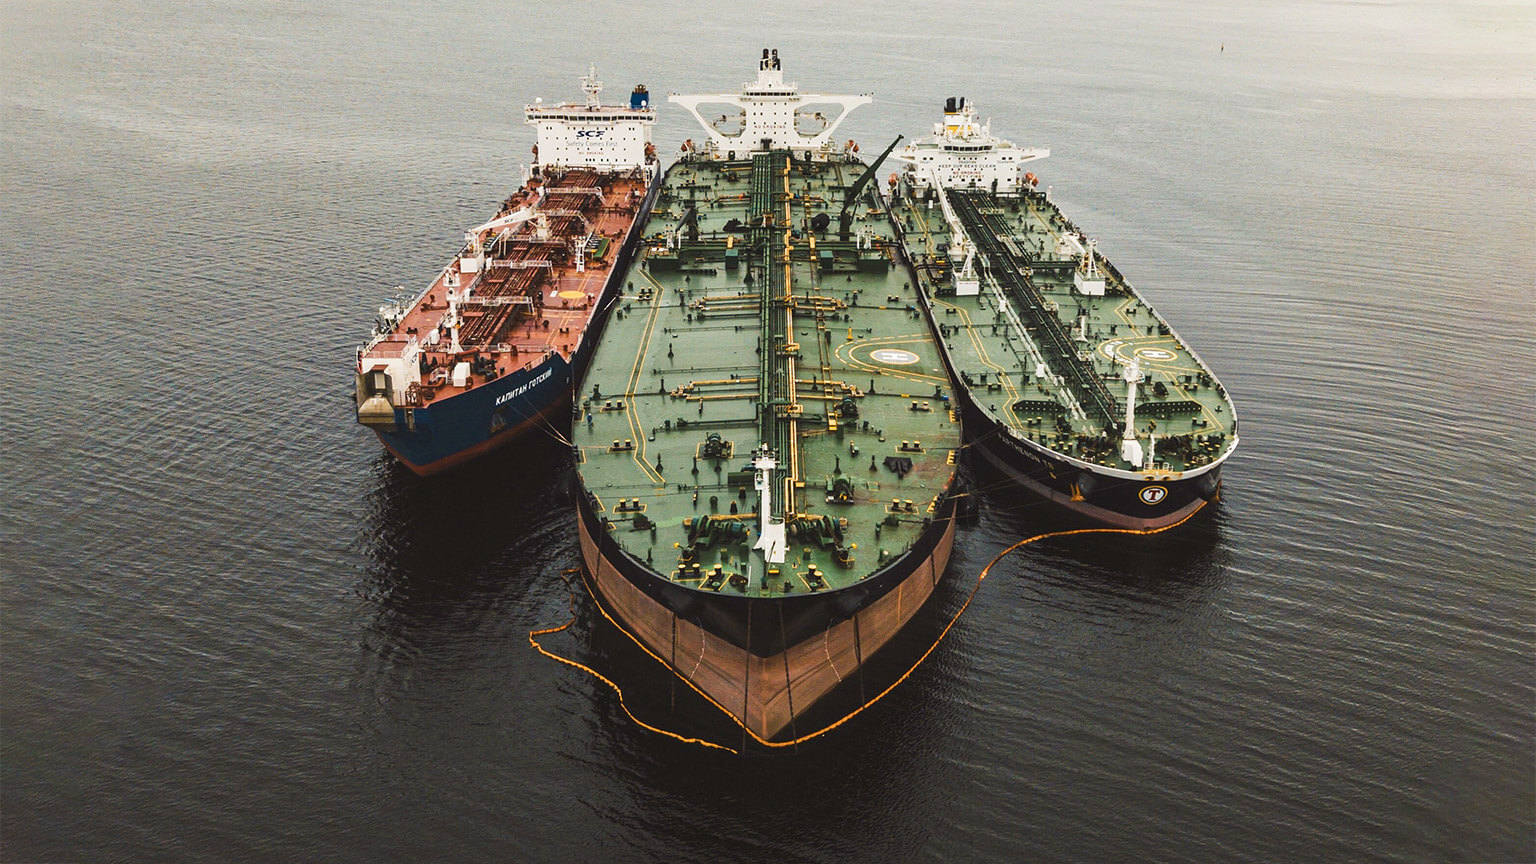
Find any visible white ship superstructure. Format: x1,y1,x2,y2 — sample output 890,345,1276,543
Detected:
893,96,1050,297
525,66,657,171
668,48,871,160
895,96,1048,193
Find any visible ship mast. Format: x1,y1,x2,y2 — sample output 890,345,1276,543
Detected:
446,287,463,355
1121,360,1144,467
752,446,787,564
581,64,601,108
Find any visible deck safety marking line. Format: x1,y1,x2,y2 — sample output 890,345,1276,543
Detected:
1025,196,1056,240
900,194,1028,425
833,335,949,386
1114,296,1139,330
930,296,1028,429
933,296,1017,385
1095,336,1227,433
530,502,1206,752
622,261,668,484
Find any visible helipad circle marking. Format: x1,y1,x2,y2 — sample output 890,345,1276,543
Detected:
1134,347,1176,362
870,348,921,365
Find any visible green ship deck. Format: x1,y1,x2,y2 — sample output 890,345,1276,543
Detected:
895,186,1237,478
574,151,961,594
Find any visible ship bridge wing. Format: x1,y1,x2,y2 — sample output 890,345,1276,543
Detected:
669,49,870,159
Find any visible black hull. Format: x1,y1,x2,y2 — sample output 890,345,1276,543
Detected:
957,389,1220,530
891,219,1218,531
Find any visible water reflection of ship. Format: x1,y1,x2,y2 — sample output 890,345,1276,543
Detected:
356,434,576,644
970,477,1232,603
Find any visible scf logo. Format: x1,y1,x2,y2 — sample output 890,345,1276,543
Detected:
1139,485,1168,505
576,129,606,138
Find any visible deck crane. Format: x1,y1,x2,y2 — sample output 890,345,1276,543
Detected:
459,184,550,271
838,134,902,241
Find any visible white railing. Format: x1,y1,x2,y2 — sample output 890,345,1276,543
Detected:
461,295,534,307
544,186,602,198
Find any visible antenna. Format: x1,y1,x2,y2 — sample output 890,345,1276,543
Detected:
581,65,601,108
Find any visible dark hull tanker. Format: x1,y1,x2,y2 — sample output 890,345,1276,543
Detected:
891,98,1237,529
573,52,962,741
355,69,660,475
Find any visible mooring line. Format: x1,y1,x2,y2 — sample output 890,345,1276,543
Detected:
530,503,1205,752
527,568,738,753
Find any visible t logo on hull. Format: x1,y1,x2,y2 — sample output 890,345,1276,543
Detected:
1139,485,1168,505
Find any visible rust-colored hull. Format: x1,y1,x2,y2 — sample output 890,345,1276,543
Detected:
578,502,957,742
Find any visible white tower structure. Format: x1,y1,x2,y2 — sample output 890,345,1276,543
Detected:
1121,360,1145,468
751,446,787,564
669,49,871,160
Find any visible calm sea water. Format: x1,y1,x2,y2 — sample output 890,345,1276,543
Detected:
3,1,1533,861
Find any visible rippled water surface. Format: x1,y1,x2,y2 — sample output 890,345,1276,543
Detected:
3,1,1533,861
